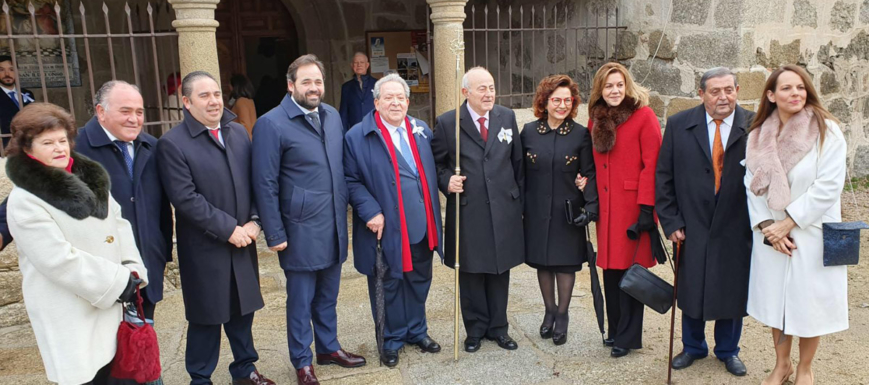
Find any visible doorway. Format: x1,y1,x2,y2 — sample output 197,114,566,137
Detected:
216,0,299,116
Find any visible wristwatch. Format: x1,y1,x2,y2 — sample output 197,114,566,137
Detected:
250,215,262,229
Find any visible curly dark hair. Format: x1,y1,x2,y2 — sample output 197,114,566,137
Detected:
6,103,77,156
532,75,581,119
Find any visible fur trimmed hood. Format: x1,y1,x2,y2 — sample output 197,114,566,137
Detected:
589,97,639,153
6,151,111,219
746,107,819,211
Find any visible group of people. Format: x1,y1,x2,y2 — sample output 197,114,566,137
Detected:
0,47,848,385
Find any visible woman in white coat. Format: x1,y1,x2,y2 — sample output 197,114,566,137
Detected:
5,103,148,384
745,65,846,385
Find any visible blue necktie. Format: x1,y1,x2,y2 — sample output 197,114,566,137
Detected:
114,140,134,179
397,126,417,175
8,91,19,109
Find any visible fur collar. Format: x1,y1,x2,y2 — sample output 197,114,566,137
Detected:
746,107,819,211
589,97,639,153
6,152,111,219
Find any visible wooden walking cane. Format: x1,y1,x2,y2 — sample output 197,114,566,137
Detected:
667,240,683,384
449,29,465,362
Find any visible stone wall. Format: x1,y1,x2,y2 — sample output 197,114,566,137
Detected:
473,0,869,176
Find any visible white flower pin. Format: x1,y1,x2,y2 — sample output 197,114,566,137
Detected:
22,93,34,103
411,118,427,138
497,127,512,144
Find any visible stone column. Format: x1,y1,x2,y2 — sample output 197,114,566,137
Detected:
168,0,221,80
427,0,468,117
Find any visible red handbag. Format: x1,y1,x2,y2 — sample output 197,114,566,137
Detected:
110,272,161,382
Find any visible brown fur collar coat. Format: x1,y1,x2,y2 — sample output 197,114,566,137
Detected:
589,97,639,153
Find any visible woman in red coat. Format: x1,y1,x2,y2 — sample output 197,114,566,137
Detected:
587,62,662,358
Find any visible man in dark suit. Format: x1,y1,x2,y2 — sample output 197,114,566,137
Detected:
252,54,365,385
431,67,525,353
156,71,274,385
656,67,754,377
0,55,34,152
338,52,376,133
74,80,172,320
344,74,443,367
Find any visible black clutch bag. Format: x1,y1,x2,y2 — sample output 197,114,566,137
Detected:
823,221,868,266
618,229,675,315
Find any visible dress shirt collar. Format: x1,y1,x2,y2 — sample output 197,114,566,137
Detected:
705,109,735,128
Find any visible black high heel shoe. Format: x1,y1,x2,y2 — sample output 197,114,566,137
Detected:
539,324,553,339
552,332,567,345
552,313,568,345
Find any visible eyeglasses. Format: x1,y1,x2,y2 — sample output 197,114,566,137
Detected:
549,97,575,106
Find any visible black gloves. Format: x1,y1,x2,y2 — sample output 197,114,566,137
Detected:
570,210,598,227
627,205,656,240
118,273,144,303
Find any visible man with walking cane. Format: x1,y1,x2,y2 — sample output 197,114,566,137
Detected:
432,66,525,353
344,74,444,367
656,67,754,377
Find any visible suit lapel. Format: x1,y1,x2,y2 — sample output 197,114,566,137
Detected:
689,106,712,165
725,107,747,152
459,103,485,150
132,141,150,183
483,108,499,156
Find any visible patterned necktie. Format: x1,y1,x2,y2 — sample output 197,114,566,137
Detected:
712,119,724,194
307,112,322,136
478,117,488,142
8,91,19,109
114,140,134,179
397,126,417,175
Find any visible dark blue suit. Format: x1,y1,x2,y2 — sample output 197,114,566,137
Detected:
74,117,173,318
344,112,443,351
0,87,33,150
251,95,348,369
338,75,376,133
0,198,9,251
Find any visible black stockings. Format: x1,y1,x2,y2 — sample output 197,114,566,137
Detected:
537,270,576,334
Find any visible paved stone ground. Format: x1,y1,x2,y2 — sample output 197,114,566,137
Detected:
2,189,869,384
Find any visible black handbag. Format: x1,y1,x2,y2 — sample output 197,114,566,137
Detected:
618,229,675,315
823,221,868,266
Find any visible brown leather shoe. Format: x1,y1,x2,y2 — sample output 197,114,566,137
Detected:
315,349,367,368
295,365,319,385
232,370,276,385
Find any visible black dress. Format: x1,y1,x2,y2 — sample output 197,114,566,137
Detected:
521,118,598,273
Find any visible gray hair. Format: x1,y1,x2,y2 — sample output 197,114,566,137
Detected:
181,71,218,98
352,52,368,62
461,66,491,89
93,80,139,109
699,67,738,91
373,74,410,100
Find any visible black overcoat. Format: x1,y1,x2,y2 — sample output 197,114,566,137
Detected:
432,102,524,274
75,117,173,304
655,104,754,321
156,108,264,325
521,119,598,267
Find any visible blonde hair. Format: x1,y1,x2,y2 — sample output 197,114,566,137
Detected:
587,62,649,114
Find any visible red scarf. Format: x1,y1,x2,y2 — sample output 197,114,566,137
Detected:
374,112,438,272
28,153,74,173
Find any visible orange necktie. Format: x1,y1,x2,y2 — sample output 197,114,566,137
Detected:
712,119,724,193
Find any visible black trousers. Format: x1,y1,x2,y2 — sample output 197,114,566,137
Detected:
459,270,510,339
185,270,259,384
366,238,434,351
603,269,644,349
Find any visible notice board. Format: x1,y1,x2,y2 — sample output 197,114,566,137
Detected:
366,30,430,93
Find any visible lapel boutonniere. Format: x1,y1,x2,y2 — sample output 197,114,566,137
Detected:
21,92,34,103
497,127,512,144
411,118,427,138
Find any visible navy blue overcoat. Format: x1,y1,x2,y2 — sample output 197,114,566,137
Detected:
252,95,349,272
344,112,443,279
75,117,173,304
338,75,376,132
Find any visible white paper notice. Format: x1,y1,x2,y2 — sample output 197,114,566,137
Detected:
371,57,389,73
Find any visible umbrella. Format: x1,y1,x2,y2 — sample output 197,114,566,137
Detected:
374,240,386,366
585,226,606,345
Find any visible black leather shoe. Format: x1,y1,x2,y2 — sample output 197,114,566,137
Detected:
610,346,630,358
380,350,398,368
464,337,481,353
540,324,553,339
552,332,567,346
486,335,518,350
672,351,705,370
603,338,615,347
723,356,747,377
415,337,441,353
